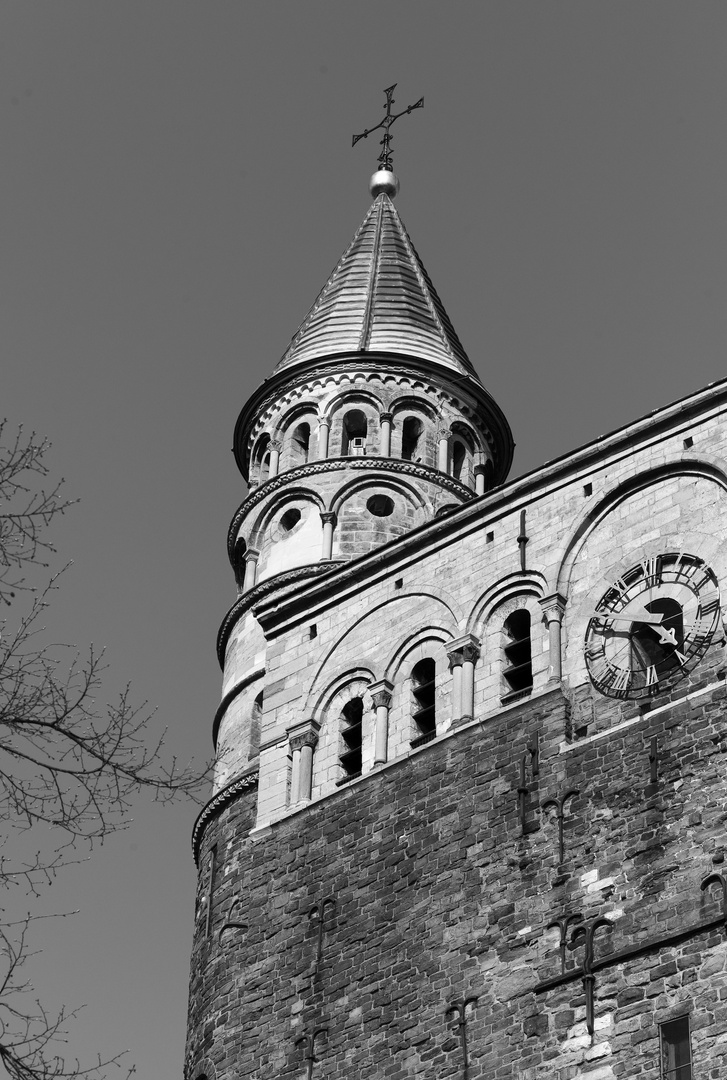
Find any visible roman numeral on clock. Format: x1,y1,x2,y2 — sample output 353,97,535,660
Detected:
641,556,661,587
697,596,721,620
674,553,712,592
608,667,632,695
686,631,713,655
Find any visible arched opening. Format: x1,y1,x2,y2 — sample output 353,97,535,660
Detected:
339,697,363,779
232,536,247,588
451,440,466,482
411,658,436,745
280,507,302,533
502,610,533,701
342,410,368,456
292,421,311,465
401,416,423,461
252,433,271,484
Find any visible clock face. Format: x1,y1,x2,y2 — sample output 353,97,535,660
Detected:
584,552,722,699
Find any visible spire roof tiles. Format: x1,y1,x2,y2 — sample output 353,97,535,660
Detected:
275,193,479,379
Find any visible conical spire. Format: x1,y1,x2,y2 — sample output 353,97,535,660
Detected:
275,193,479,379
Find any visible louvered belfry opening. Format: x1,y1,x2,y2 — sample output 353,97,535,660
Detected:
502,610,533,702
339,698,364,779
411,658,436,746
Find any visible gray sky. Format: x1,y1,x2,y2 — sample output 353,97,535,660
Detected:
2,3,727,1077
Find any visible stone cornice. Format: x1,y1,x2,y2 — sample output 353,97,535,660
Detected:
191,769,260,865
216,563,336,666
227,458,474,560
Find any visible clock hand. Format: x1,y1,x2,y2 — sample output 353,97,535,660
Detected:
655,625,677,646
590,610,665,626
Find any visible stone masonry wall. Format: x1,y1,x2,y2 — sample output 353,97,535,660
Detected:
186,675,727,1080
246,394,727,822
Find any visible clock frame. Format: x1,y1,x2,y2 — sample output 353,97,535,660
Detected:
584,551,722,700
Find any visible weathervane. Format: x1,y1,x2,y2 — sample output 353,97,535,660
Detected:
352,83,423,173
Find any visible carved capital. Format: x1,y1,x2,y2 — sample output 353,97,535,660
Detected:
368,679,393,711
268,439,283,453
318,416,331,429
540,592,567,625
244,548,260,566
447,633,481,668
287,719,321,753
379,411,394,424
320,511,337,527
437,428,451,442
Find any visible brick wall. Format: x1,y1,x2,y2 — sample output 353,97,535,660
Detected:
186,678,727,1079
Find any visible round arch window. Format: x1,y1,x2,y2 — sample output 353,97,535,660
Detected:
280,507,302,533
366,494,395,517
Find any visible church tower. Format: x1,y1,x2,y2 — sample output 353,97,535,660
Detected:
214,163,512,805
186,136,727,1079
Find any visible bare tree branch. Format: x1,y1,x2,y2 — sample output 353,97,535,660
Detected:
0,424,211,1077
0,423,76,607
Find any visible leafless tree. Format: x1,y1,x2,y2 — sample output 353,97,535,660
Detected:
0,422,210,1078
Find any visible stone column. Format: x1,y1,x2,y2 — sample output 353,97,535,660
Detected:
242,549,260,593
369,680,393,765
267,440,282,478
437,430,450,473
317,418,331,459
447,634,481,724
539,593,567,682
448,649,464,724
474,463,487,496
287,719,321,806
320,511,337,560
379,412,393,457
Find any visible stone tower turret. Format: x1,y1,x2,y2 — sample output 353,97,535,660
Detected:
212,170,513,797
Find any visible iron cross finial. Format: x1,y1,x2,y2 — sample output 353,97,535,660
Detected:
352,83,424,172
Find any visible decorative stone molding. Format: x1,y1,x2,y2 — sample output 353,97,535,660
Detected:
217,564,334,665
192,770,260,865
227,458,474,560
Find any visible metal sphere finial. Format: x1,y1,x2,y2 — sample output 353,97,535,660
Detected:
369,168,400,198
